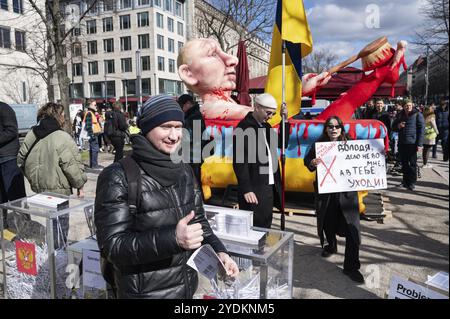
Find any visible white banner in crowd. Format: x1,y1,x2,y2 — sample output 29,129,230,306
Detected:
315,139,387,194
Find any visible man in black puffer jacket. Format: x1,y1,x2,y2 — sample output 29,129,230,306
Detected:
94,95,239,299
0,101,26,228
392,99,425,191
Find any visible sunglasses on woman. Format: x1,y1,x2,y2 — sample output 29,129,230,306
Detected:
327,125,341,129
265,111,276,117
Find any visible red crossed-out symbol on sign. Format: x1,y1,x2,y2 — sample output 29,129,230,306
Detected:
320,155,337,188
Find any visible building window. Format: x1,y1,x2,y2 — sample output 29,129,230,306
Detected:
168,38,174,53
123,80,136,95
177,22,183,36
119,0,132,9
121,58,132,72
104,59,115,73
175,1,183,18
72,42,82,56
103,17,113,32
120,15,131,29
86,20,97,34
104,38,114,52
142,78,151,95
88,61,98,75
1,0,8,10
87,0,98,15
72,27,81,36
167,17,174,32
61,44,66,57
103,0,114,12
141,56,150,71
138,34,149,49
158,56,165,71
72,83,84,99
164,0,172,12
168,58,175,73
106,81,115,97
59,24,65,39
13,0,24,14
87,40,97,55
14,30,25,51
178,41,183,53
137,12,149,27
90,82,102,98
138,0,150,6
159,78,181,95
157,34,164,50
154,0,161,7
72,63,82,77
156,12,163,28
120,36,132,51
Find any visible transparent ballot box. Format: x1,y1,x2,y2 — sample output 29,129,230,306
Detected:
195,226,294,299
0,193,95,299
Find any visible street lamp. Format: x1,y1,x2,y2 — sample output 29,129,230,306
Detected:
124,80,128,113
136,49,142,112
424,45,430,105
104,74,108,107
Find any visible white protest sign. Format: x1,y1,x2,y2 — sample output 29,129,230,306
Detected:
316,139,387,194
389,275,448,299
82,249,106,290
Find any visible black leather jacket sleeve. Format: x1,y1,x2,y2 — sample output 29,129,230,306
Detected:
304,143,317,173
188,165,227,254
95,165,183,267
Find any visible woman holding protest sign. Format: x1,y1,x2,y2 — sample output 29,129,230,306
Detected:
304,116,364,284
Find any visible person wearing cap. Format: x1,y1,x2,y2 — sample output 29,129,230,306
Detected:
392,99,425,191
94,95,238,299
177,94,207,187
233,93,289,228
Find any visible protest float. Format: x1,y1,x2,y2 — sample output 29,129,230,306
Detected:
178,4,404,221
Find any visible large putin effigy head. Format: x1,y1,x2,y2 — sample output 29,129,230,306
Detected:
177,38,253,120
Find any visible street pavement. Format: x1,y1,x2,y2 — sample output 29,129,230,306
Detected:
6,145,449,299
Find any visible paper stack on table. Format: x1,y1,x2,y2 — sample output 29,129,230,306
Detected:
27,194,69,210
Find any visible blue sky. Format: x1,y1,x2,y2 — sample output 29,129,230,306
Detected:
301,0,427,67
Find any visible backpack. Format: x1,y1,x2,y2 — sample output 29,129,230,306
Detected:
104,112,117,138
100,156,141,291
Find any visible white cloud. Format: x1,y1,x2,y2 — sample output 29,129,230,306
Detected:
305,0,426,66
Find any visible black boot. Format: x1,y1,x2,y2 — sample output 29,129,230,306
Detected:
321,243,337,258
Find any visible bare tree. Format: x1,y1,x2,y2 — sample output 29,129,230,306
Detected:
413,0,449,61
0,73,44,104
303,48,338,74
25,0,99,130
195,0,275,53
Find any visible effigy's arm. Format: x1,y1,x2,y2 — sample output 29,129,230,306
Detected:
316,41,408,122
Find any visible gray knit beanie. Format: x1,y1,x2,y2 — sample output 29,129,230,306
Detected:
137,95,185,135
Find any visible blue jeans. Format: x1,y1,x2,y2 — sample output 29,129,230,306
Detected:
89,136,99,168
0,158,26,227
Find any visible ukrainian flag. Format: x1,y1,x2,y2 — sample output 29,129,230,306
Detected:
266,0,313,125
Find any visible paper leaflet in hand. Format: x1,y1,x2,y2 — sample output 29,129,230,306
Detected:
186,244,227,280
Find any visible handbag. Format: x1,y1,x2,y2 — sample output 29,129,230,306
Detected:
79,121,89,140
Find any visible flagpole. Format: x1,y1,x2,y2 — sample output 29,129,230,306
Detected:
280,40,286,231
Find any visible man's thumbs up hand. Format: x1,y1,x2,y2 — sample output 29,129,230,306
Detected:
176,211,204,250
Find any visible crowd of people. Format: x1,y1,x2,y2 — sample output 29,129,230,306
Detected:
0,93,448,298
355,98,448,191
